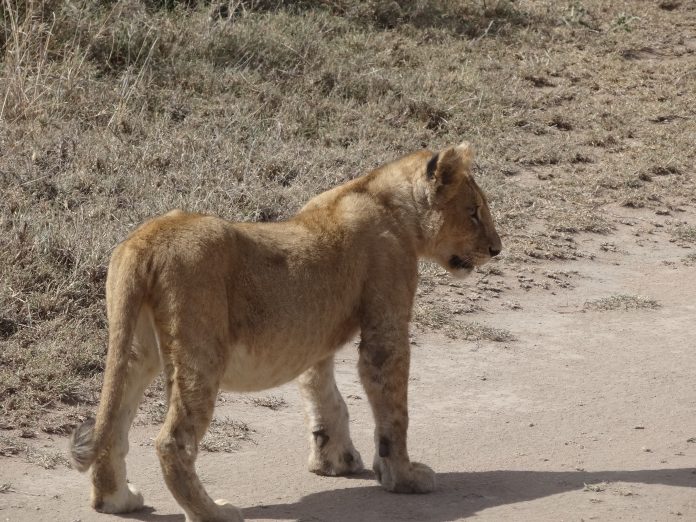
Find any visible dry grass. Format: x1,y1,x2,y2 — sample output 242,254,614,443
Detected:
0,435,70,469
25,445,71,469
0,435,23,457
248,395,287,410
414,300,514,342
137,398,168,425
672,224,696,243
683,252,696,266
200,417,255,453
1,0,695,432
584,295,661,312
584,481,608,493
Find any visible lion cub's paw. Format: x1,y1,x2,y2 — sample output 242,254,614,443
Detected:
93,483,144,514
309,446,364,476
207,499,244,522
373,459,436,494
185,500,243,522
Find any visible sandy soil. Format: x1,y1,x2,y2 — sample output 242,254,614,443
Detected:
2,208,696,522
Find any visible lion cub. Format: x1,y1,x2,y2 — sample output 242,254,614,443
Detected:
70,142,501,521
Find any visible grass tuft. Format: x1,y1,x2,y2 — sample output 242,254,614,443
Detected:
248,395,287,410
683,252,696,266
200,417,255,453
583,481,608,493
672,225,696,243
0,435,70,469
584,295,660,312
414,301,514,342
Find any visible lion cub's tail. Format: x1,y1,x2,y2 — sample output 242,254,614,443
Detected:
69,243,147,472
70,416,97,471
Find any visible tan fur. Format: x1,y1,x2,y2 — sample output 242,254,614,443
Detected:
70,142,501,522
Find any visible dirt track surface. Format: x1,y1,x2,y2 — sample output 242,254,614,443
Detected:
2,210,696,522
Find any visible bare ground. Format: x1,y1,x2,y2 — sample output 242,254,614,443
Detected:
2,208,696,521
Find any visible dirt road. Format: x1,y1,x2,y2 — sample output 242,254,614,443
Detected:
3,212,696,521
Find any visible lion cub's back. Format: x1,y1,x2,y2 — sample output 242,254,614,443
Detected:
124,209,229,251
112,209,237,304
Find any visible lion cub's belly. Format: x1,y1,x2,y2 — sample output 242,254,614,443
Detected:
219,340,342,392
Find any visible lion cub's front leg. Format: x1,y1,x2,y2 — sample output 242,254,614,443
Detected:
358,327,436,494
298,356,364,476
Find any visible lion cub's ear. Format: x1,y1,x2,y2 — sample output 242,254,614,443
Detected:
426,141,474,188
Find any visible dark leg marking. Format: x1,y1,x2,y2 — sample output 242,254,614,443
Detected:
343,451,354,464
379,436,390,458
358,341,390,370
312,428,330,449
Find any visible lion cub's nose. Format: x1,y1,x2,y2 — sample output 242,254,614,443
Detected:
489,246,501,257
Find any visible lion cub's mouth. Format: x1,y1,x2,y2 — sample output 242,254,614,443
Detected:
449,255,473,270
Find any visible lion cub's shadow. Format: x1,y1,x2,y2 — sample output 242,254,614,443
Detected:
115,468,696,521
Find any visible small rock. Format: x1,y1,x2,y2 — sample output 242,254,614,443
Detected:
583,482,607,493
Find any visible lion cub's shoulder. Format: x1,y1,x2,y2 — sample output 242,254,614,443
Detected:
299,150,431,216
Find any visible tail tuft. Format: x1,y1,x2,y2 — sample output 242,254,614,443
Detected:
70,417,96,472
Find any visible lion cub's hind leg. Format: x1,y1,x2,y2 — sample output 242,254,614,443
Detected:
298,356,364,476
90,308,161,513
155,343,242,522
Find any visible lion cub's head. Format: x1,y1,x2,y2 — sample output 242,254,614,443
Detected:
420,142,502,278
